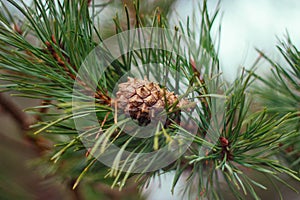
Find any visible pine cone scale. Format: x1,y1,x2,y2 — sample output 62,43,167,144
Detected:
116,77,193,126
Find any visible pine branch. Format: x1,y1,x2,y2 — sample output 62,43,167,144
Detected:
0,0,299,199
254,35,300,171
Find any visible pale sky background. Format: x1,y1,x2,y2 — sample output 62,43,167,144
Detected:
170,0,300,81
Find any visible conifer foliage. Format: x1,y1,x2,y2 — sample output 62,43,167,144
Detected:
0,0,299,199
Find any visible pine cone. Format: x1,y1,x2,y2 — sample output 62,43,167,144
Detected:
116,77,194,126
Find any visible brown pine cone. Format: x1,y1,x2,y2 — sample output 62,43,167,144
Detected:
115,77,194,126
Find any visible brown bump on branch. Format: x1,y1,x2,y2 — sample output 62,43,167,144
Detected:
190,58,204,84
45,35,75,80
219,136,233,161
51,34,57,44
220,136,229,147
157,8,161,24
45,41,51,48
87,0,92,7
13,24,23,35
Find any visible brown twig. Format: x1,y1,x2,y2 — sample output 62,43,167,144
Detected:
0,93,33,130
190,59,211,135
0,93,53,155
45,35,111,105
45,35,76,80
36,99,52,121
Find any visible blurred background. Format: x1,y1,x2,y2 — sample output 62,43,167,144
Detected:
170,0,300,81
0,0,300,199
